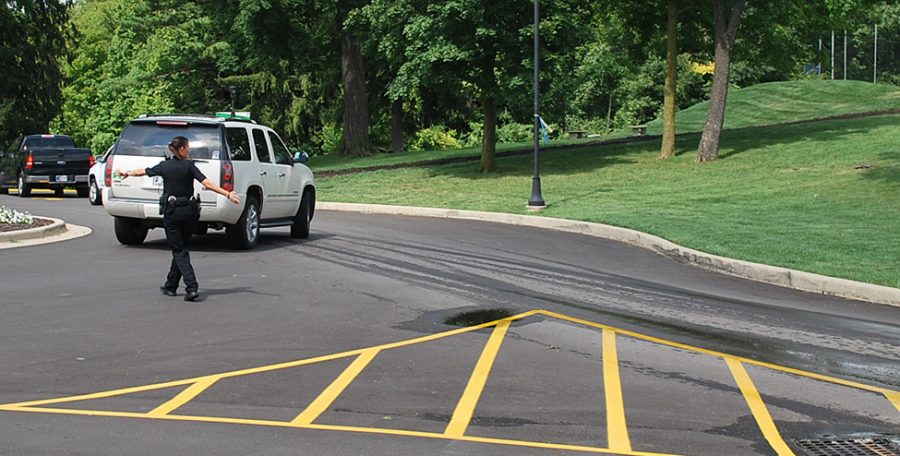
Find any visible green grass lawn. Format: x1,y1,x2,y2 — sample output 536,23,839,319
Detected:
314,80,900,174
316,113,900,288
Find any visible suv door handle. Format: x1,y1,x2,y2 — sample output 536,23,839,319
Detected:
277,172,285,178
259,170,267,176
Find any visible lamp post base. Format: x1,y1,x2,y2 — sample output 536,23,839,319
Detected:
528,177,545,209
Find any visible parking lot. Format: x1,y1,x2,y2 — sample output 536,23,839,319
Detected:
1,195,898,455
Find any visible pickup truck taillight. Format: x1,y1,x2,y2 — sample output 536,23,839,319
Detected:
25,154,33,170
105,156,114,187
221,160,234,192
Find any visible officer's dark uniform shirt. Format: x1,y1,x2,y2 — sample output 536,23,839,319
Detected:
145,159,207,197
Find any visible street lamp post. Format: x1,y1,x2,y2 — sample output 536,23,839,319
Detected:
528,0,546,209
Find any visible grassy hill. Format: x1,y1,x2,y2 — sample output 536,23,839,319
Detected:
644,79,900,134
314,81,900,288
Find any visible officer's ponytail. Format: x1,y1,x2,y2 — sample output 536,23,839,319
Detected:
168,136,189,158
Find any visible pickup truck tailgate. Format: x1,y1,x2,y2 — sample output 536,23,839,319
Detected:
31,148,91,177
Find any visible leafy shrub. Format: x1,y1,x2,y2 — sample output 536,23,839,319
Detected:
410,125,460,151
496,122,534,143
0,206,34,225
313,122,343,155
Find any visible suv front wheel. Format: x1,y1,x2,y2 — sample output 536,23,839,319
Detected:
228,195,260,250
290,191,311,239
114,216,148,245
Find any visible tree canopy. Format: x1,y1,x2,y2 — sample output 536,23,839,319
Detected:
4,0,894,167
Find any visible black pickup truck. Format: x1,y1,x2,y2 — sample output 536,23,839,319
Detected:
0,134,93,197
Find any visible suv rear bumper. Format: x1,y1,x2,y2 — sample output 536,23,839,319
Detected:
103,189,244,225
25,175,89,186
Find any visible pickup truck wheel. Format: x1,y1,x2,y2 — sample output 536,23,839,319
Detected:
88,180,102,205
17,172,31,197
228,196,259,250
76,186,89,198
114,216,148,245
290,191,311,239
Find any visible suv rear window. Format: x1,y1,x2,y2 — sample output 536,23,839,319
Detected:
114,123,224,159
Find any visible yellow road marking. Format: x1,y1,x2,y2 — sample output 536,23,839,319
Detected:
0,405,680,455
886,391,900,413
307,423,682,456
290,348,380,426
726,358,795,456
0,310,540,409
538,310,898,397
0,378,201,408
603,329,631,452
444,319,510,437
147,376,219,417
1,308,897,455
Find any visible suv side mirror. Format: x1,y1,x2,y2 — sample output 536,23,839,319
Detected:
293,151,309,164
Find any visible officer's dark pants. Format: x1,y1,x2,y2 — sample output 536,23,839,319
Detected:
162,206,199,293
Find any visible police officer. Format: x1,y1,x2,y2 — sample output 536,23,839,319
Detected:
117,136,239,301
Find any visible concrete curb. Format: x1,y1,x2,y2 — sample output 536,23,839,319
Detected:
319,202,900,308
0,217,92,249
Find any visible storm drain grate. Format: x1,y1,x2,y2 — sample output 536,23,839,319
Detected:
794,438,900,456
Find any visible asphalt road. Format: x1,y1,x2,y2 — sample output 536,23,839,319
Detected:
0,191,898,456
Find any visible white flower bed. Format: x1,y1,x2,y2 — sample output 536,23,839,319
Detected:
0,206,34,225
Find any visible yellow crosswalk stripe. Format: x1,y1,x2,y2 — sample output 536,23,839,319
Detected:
726,358,795,456
444,320,510,437
291,348,380,426
603,329,631,452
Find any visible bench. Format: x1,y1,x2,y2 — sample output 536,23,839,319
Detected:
568,130,588,139
630,125,647,136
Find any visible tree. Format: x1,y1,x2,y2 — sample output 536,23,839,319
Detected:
659,0,679,159
0,0,70,147
696,0,747,162
348,0,415,153
334,21,376,157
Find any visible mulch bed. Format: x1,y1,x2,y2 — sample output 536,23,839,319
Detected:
0,217,54,233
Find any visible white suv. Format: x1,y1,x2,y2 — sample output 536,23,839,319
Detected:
102,114,315,249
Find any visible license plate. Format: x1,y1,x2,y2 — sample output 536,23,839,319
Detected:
55,175,67,182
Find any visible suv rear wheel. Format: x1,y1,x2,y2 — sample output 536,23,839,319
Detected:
290,190,311,239
88,179,102,205
228,195,260,250
114,216,148,245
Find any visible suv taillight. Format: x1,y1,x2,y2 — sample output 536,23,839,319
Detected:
89,154,96,167
105,156,114,187
25,154,33,170
221,160,234,192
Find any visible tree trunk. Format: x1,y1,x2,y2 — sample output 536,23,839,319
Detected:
481,95,497,172
658,0,678,159
335,29,375,157
696,0,746,162
606,93,613,132
479,50,498,173
390,98,404,152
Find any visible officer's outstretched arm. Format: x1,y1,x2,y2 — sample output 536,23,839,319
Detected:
201,178,240,204
117,168,146,178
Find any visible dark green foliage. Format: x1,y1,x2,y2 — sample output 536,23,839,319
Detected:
1,0,69,147
36,0,900,160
